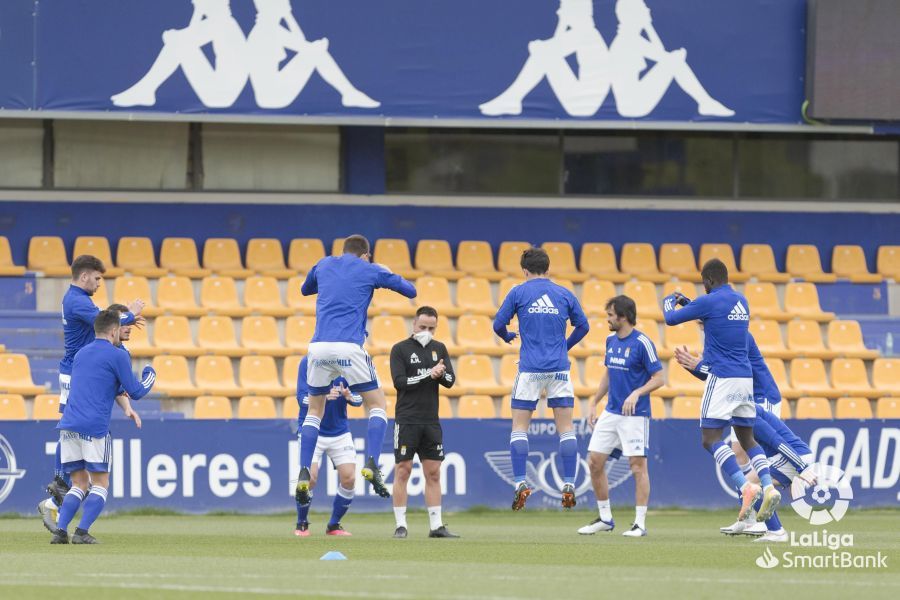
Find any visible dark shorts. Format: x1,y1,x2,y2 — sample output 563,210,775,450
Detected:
394,423,444,462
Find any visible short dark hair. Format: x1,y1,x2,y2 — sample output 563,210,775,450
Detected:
701,258,729,287
107,303,128,315
415,306,438,320
605,295,637,325
94,309,121,336
343,235,370,257
520,247,550,275
71,255,106,280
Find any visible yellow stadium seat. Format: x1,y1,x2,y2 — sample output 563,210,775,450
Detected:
780,399,793,419
116,237,167,278
194,396,233,419
195,355,241,397
0,394,27,420
671,396,701,419
827,320,879,359
786,245,837,283
831,245,881,283
90,281,110,309
659,244,702,282
371,354,396,397
497,241,532,277
499,395,514,418
156,276,205,317
665,321,702,353
113,275,161,317
765,357,799,399
698,244,748,282
795,397,833,419
876,397,900,418
873,359,900,396
635,320,670,359
368,287,416,317
579,243,628,283
455,277,496,316
28,236,70,276
787,320,836,359
455,354,505,397
581,279,617,317
124,322,154,357
457,395,497,418
242,316,289,357
650,396,666,419
835,397,873,419
749,319,792,359
285,316,315,354
497,277,521,305
203,238,253,279
456,241,502,281
542,242,589,282
622,281,663,321
368,316,408,355
330,238,345,257
660,358,705,397
0,236,26,276
662,281,700,300
240,355,291,396
415,276,460,316
877,246,900,281
831,358,878,398
238,396,276,419
151,355,198,397
436,315,464,356
74,236,123,277
0,354,46,395
288,238,325,274
571,317,610,359
784,282,835,322
33,394,61,420
373,239,423,279
160,238,211,278
197,316,245,357
740,244,790,283
246,238,294,279
498,354,518,389
282,396,300,420
743,282,791,321
244,276,292,317
415,240,462,280
153,315,201,356
457,315,505,356
583,356,607,389
569,360,593,398
620,243,668,283
201,276,250,317
286,275,317,315
282,355,303,395
553,278,575,295
790,358,836,398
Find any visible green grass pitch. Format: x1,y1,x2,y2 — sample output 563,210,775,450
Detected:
1,509,897,599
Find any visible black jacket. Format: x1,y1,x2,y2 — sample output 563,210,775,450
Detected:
389,337,455,424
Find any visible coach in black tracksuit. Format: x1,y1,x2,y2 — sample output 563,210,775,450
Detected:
389,306,459,539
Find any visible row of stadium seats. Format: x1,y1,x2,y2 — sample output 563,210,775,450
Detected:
8,235,900,283
2,392,898,420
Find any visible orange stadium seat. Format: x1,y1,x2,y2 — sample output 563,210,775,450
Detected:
415,276,461,316
790,358,836,398
786,245,836,283
749,319,791,359
369,287,416,317
282,355,303,395
873,359,900,396
286,276,317,315
795,397,832,419
200,276,251,317
90,281,110,309
197,316,245,357
665,321,702,353
156,276,205,317
246,239,294,279
116,237,167,278
153,315,201,356
497,241,532,276
124,322,153,357
877,246,900,281
542,242,589,282
238,396,276,419
415,239,462,280
194,396,233,419
457,395,497,418
827,320,878,359
765,358,799,399
581,279,617,316
571,316,609,358
583,356,607,389
580,243,628,283
660,358,705,397
368,316,408,354
242,316,289,357
876,397,900,419
0,354,46,395
113,275,161,317
456,314,505,356
787,320,836,359
456,241,502,281
195,355,242,397
455,277,496,315
151,355,197,397
622,281,663,321
436,315,463,356
498,354,518,390
203,238,253,279
650,396,666,419
831,245,881,283
240,355,291,396
620,243,668,283
569,360,593,398
28,236,70,276
698,244,748,282
671,396,701,419
285,316,315,354
244,276,292,317
740,244,790,283
0,236,26,276
0,394,27,420
282,396,300,420
454,354,505,397
831,358,878,398
784,282,835,322
74,236,123,277
160,238,211,278
743,282,791,321
33,394,61,420
373,239,423,279
835,397,873,419
288,238,325,274
780,399,793,419
371,354,396,397
662,281,700,300
659,244,702,282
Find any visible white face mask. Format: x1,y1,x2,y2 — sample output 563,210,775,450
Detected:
413,330,433,347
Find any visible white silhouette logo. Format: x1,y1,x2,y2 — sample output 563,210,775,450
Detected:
484,449,630,499
112,0,379,110
790,463,853,525
0,435,26,505
410,353,421,364
528,294,560,315
755,547,780,569
727,301,749,321
480,0,733,119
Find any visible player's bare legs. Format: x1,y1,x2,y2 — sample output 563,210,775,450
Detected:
553,406,577,508
510,408,534,510
359,388,391,498
588,452,609,503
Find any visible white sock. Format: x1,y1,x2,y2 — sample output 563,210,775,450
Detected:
597,500,612,522
428,506,443,530
393,506,407,529
635,506,647,529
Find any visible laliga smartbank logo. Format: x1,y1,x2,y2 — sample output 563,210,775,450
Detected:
790,463,853,525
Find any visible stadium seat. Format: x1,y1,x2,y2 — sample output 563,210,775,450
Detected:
32,394,61,420
873,359,900,396
662,281,700,300
90,281,110,309
743,282,791,321
151,355,198,397
569,360,593,398
620,243,668,283
242,316,289,356
660,358,705,397
368,287,416,317
497,277,521,304
240,355,291,396
650,395,666,419
831,245,881,283
330,238,345,257
831,358,878,398
659,244,702,282
194,396,233,419
497,241,532,276
876,397,900,418
749,319,791,359
580,279,617,316
160,238,211,278
415,239,462,280
636,320,669,359
28,236,70,276
835,397,873,419
0,354,46,395
571,316,609,358
246,238,294,279
195,355,242,397
454,354,505,396
790,358,836,398
124,322,153,357
582,356,607,389
371,354,396,396
197,316,245,357
457,395,497,418
499,355,519,390
455,277,496,315
285,316,315,354
74,236,123,277
500,396,514,418
0,394,27,420
456,241,502,281
201,276,251,317
373,239,423,279
244,276,292,317
622,281,663,321
437,315,463,356
203,238,253,279
784,282,835,322
116,237,167,278
779,399,793,419
368,316,408,354
671,396,701,419
794,397,833,419
286,276,317,315
288,238,325,274
457,315,505,356
553,278,575,295
740,244,790,283
786,245,837,283
282,355,303,395
0,236,26,276
542,242,589,282
282,396,299,420
579,243,628,283
765,358,799,399
827,320,879,359
238,396,276,419
113,275,161,317
153,315,201,356
787,320,836,359
664,321,702,353
698,244,748,282
156,276,205,317
415,276,461,316
876,245,900,281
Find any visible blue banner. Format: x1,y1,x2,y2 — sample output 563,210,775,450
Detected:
0,419,896,514
0,0,806,124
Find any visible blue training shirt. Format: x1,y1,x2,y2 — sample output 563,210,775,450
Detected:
694,334,781,406
302,255,417,346
663,284,752,378
60,285,136,376
296,356,363,437
604,329,663,417
754,405,812,471
58,339,155,437
493,278,588,373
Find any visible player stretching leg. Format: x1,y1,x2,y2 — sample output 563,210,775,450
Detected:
296,235,416,503
580,296,663,537
494,247,589,511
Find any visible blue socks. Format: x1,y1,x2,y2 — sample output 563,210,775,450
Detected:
510,431,529,485
329,486,354,526
299,415,321,469
77,486,107,532
559,430,578,485
296,499,311,525
366,408,388,463
747,446,774,488
56,487,85,532
709,441,747,490
766,511,782,531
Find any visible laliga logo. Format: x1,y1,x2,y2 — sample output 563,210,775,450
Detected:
790,463,853,525
0,434,26,505
484,450,632,498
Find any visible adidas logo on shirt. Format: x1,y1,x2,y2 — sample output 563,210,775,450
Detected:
528,294,560,314
727,301,750,321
